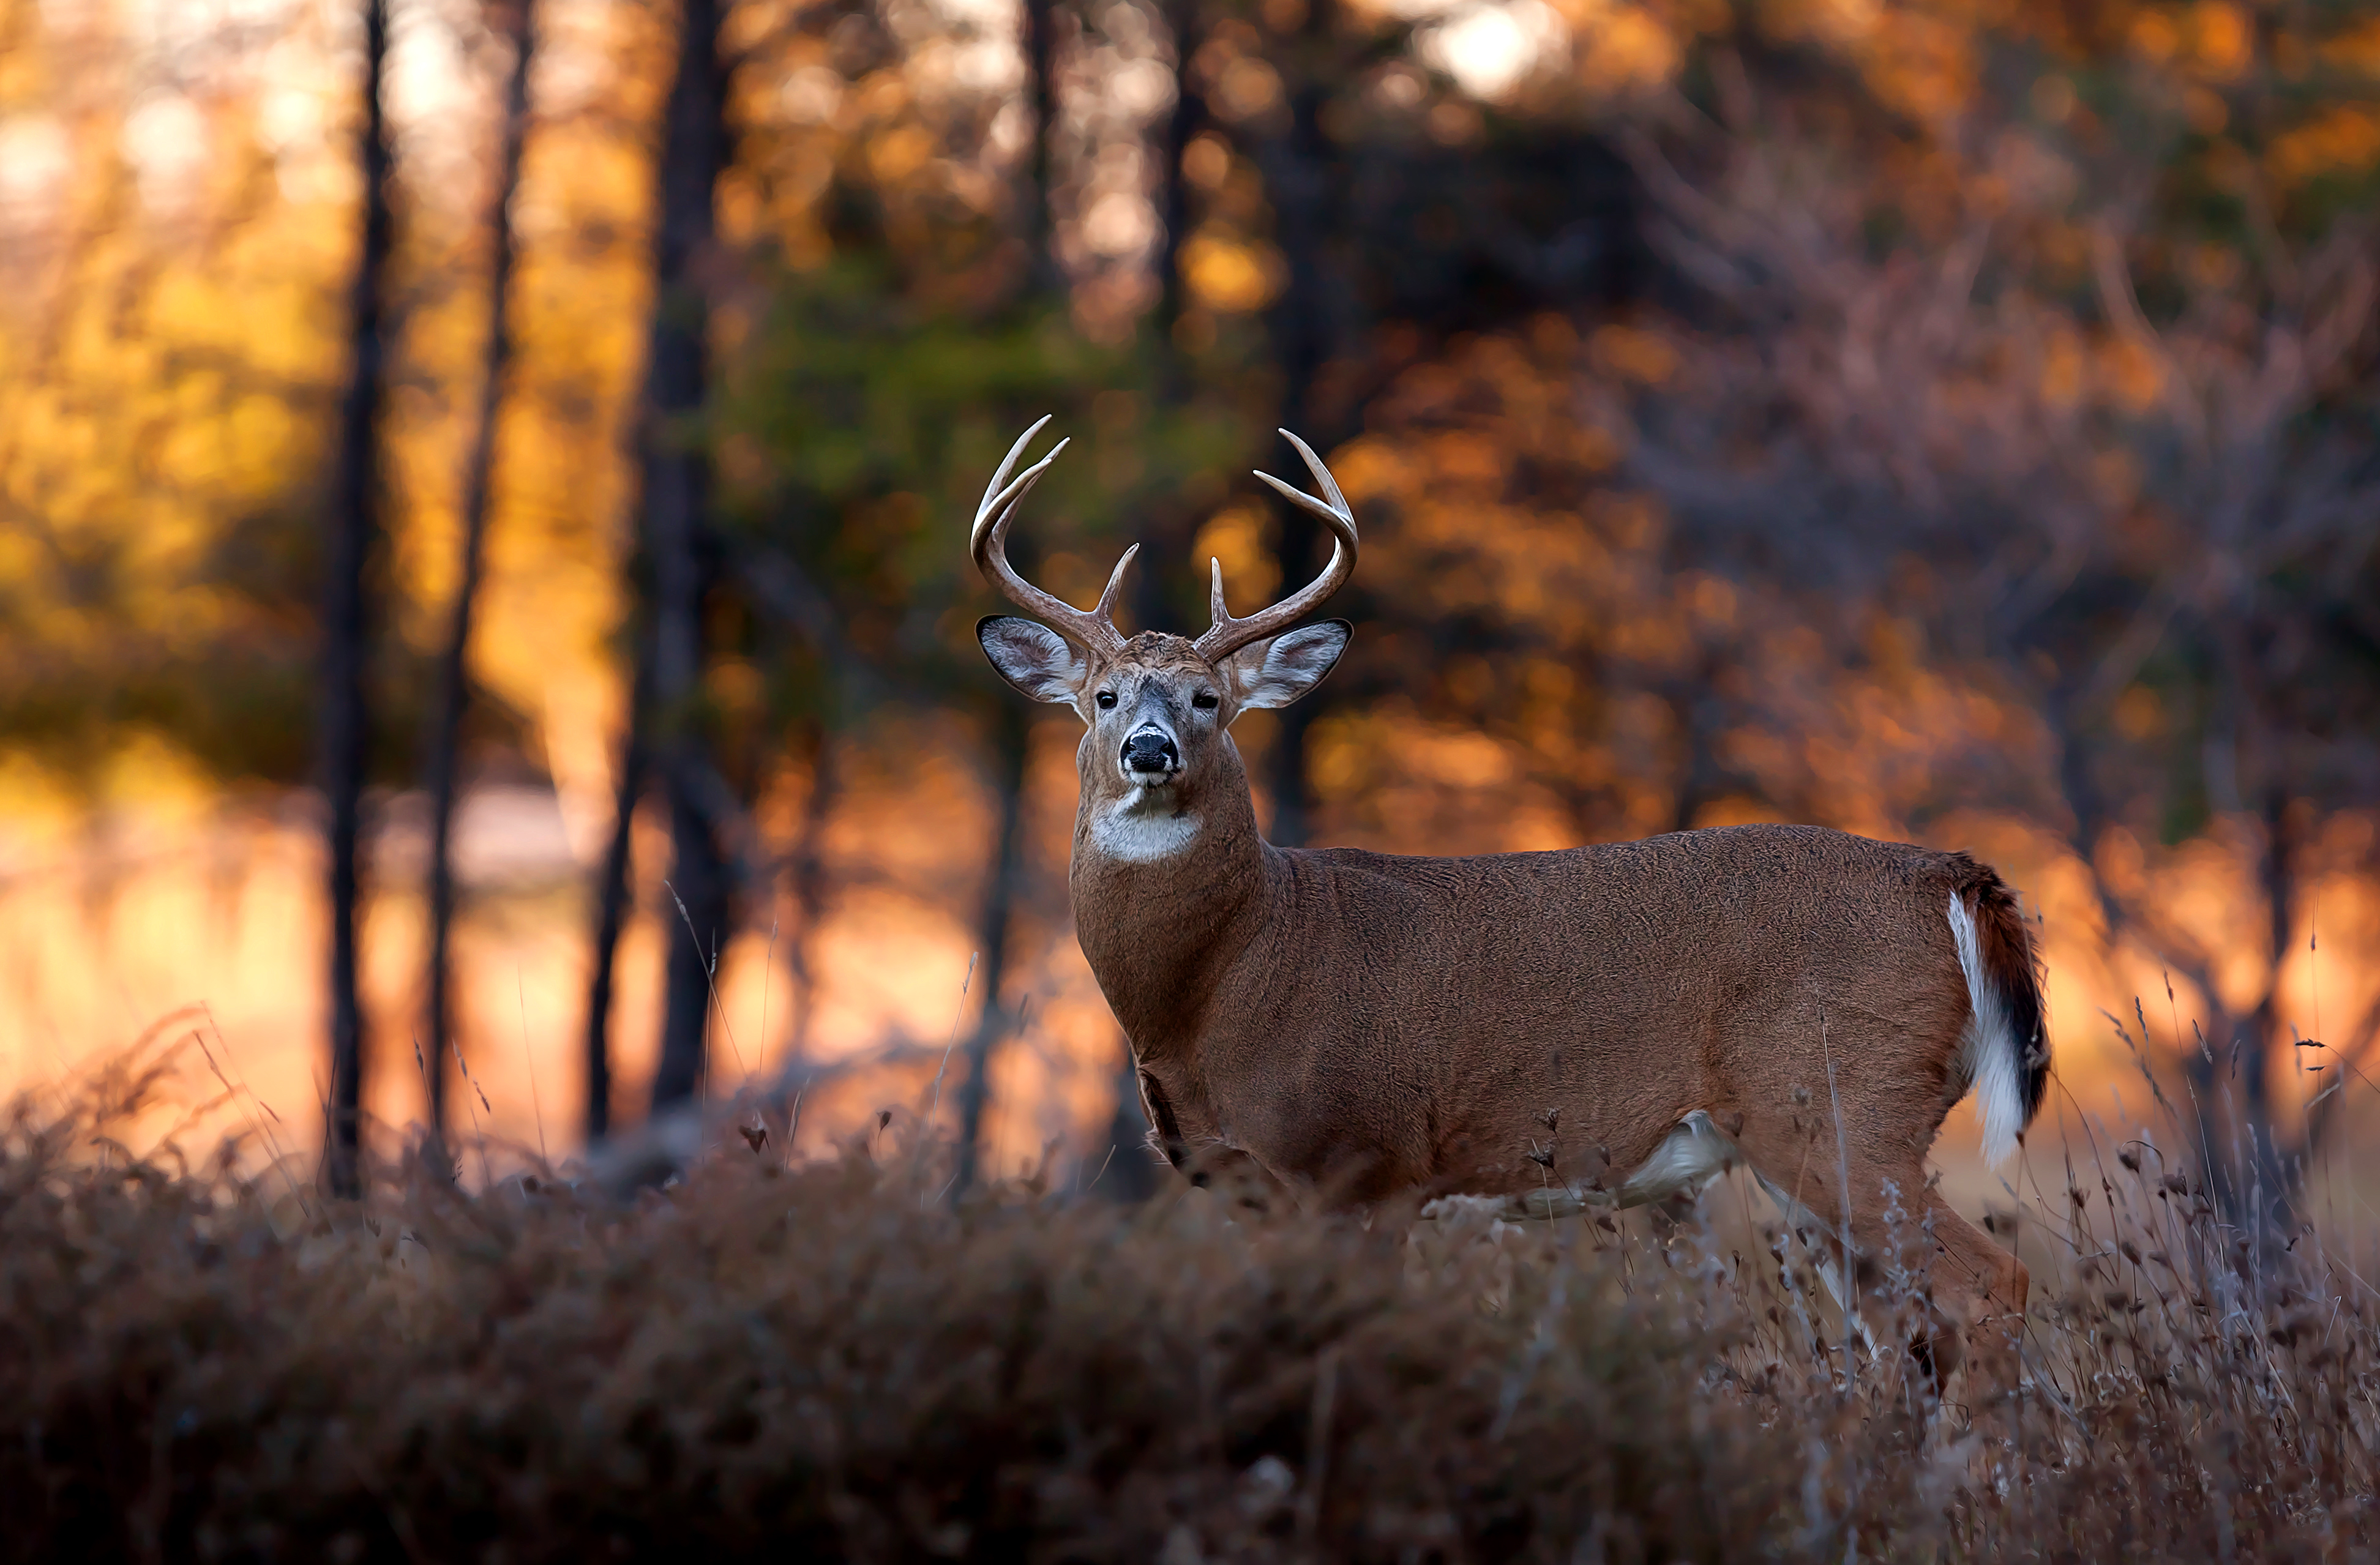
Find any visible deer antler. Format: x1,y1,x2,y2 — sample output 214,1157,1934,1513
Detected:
970,416,1136,655
1193,429,1359,663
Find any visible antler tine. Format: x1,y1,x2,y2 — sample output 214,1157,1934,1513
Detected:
1193,428,1360,663
968,420,1132,654
1094,543,1141,621
1263,427,1353,523
969,415,1056,554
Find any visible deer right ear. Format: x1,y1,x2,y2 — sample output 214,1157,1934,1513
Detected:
1226,619,1350,711
978,616,1088,704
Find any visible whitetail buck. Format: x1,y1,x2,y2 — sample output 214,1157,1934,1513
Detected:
971,420,2050,1378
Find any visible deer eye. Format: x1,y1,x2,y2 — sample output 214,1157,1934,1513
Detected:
1192,691,1219,711
1096,691,1117,709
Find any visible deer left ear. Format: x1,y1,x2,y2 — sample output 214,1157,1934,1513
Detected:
978,616,1088,704
1226,620,1350,712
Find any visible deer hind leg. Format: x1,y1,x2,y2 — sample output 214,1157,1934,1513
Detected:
1740,1143,2024,1405
1907,1186,2027,1408
1829,1175,2029,1406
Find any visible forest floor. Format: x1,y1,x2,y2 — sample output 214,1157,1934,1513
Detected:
4,1035,2374,1563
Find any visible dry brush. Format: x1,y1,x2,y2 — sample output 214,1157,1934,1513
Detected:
4,1046,2378,1562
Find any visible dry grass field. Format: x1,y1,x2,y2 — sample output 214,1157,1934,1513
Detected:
6,1034,2378,1564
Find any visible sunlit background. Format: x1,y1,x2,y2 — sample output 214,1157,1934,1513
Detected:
3,0,2378,1222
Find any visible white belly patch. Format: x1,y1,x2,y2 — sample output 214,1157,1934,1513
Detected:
1426,1109,1743,1223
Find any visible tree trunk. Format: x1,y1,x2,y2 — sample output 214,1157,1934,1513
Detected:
1661,654,1739,837
1257,1,1338,848
1131,0,1209,641
952,0,1065,1191
321,0,395,1198
424,0,534,1137
1087,3,1202,1201
653,773,731,1105
954,701,1031,1193
641,0,732,1111
1020,0,1060,293
2168,789,2300,1233
2181,998,2243,1203
581,717,642,1142
2241,781,2300,1215
1153,0,1203,356
2194,614,2296,1230
1096,1050,1161,1201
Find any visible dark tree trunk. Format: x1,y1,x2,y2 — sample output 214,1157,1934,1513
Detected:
640,0,732,1112
2242,781,2300,1212
582,705,644,1143
1098,0,1208,1185
1021,0,1059,292
424,0,534,1136
2188,617,2297,1231
1661,654,1740,837
1097,1055,1161,1201
955,701,1031,1193
1257,1,1339,848
1090,0,1205,1200
322,0,395,1198
653,774,731,1105
1131,0,1209,641
1153,0,1203,353
2170,782,2296,1231
952,0,1065,1192
2182,998,2242,1193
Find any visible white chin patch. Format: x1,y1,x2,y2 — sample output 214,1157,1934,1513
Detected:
1090,792,1200,863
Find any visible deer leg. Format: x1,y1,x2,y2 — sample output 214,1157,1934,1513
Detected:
1140,1069,1292,1214
1908,1185,2028,1410
1834,1173,2030,1406
1745,1148,2005,1397
1746,1165,1893,1356
1178,1138,1296,1216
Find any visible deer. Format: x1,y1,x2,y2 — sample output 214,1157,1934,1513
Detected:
969,419,2051,1385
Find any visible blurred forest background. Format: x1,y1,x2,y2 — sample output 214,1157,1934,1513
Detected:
3,0,2378,1215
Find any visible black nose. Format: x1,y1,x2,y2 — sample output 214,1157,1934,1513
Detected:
1121,730,1178,774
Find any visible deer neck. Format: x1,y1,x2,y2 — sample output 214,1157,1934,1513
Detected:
1068,733,1270,1059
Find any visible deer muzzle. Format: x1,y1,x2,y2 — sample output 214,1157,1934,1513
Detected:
1121,726,1180,780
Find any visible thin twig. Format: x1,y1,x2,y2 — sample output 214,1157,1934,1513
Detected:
665,878,748,1081
449,1033,496,1189
928,953,981,1119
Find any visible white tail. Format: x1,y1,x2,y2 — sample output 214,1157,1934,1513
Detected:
1948,892,2027,1168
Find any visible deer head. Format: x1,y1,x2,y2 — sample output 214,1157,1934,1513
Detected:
972,418,1358,861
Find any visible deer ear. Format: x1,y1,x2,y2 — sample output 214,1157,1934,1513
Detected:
978,616,1088,704
1226,620,1350,712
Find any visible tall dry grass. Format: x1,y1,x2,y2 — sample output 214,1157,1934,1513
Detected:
5,1033,2378,1562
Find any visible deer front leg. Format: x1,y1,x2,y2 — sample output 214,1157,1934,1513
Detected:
1138,1067,1292,1214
